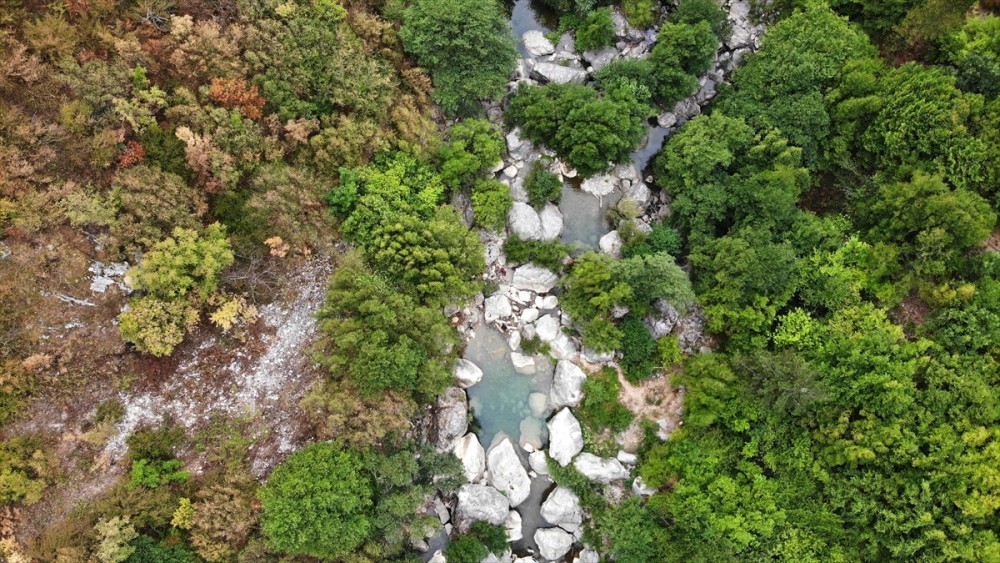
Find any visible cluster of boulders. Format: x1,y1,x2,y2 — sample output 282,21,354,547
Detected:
425,3,766,560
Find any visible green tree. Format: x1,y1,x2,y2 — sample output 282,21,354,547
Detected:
575,8,615,52
507,83,649,177
316,253,459,400
620,317,659,382
127,223,234,300
439,119,505,190
400,0,517,116
471,179,513,232
524,161,563,209
671,0,729,39
259,443,373,560
649,21,718,105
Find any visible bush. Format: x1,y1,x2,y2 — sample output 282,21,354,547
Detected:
623,0,657,29
595,58,659,97
127,426,185,462
578,368,633,432
127,223,234,300
128,459,190,489
118,297,199,357
524,161,563,209
471,179,513,232
649,21,718,105
0,437,50,506
400,0,517,116
623,222,684,258
439,119,505,190
671,0,729,39
620,317,659,382
503,235,572,272
506,83,649,177
259,443,373,560
446,522,508,563
575,8,615,52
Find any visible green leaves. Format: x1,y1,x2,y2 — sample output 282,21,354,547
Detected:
400,0,517,116
507,83,649,177
259,443,373,560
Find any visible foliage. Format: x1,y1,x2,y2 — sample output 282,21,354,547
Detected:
0,437,50,506
620,317,659,382
649,21,718,106
471,179,513,232
110,164,206,254
258,443,373,560
524,160,563,209
622,222,683,258
189,471,259,562
127,535,199,563
439,119,505,190
622,0,657,29
94,517,137,563
575,8,615,52
127,224,234,301
128,459,190,489
316,252,459,401
503,235,572,272
506,83,650,177
671,0,729,39
945,14,1000,99
445,522,508,563
118,297,199,357
400,0,517,116
578,368,633,432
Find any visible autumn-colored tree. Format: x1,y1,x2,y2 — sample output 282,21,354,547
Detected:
208,78,265,119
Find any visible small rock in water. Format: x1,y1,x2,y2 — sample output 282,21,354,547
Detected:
599,230,623,258
529,392,548,417
523,30,555,56
511,351,537,375
505,509,524,542
519,417,544,451
534,527,574,561
453,359,484,389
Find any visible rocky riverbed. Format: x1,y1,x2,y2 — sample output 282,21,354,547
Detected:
421,2,765,561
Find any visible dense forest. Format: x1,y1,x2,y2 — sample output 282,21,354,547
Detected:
1,0,999,561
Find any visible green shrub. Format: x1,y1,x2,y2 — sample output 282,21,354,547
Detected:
671,0,729,39
578,368,633,432
128,535,199,563
472,179,513,232
439,119,505,190
658,334,683,365
525,161,563,209
506,83,649,177
127,426,185,462
128,459,190,489
575,8,615,52
0,437,50,506
259,443,373,560
623,0,657,28
620,317,659,382
446,521,508,563
623,222,684,258
595,58,659,97
400,0,517,116
503,235,572,272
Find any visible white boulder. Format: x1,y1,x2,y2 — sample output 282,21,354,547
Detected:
523,30,555,56
510,351,537,375
509,202,543,241
538,203,564,241
454,359,483,389
453,433,486,482
581,174,616,197
573,453,629,484
512,264,559,293
532,62,588,85
456,484,510,528
534,527,574,561
550,361,587,409
434,387,468,451
505,509,524,542
599,230,623,258
535,314,561,342
540,486,583,531
529,450,550,475
547,408,584,467
487,438,532,507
